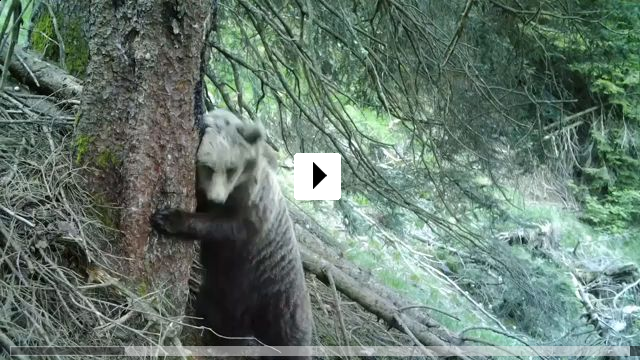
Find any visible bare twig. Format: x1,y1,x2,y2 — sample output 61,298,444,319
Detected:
43,0,67,70
0,330,30,360
442,0,475,67
326,271,350,349
0,205,35,227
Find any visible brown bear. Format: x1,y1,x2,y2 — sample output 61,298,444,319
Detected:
151,109,313,359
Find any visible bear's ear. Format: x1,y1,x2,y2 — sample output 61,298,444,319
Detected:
237,123,263,145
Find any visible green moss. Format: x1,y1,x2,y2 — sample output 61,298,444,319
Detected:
93,192,118,229
137,280,150,296
96,150,121,169
31,12,55,58
444,258,460,274
31,11,88,77
63,17,89,77
76,136,123,227
74,134,93,164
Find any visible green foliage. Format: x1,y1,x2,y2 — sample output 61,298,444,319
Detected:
31,10,89,77
63,17,89,76
137,280,150,296
0,0,34,45
434,248,461,274
352,193,370,206
96,150,121,169
0,0,22,89
583,189,640,232
74,134,93,164
532,0,640,229
344,105,403,144
580,121,640,230
31,12,56,58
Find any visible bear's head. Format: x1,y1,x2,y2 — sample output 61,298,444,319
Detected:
196,109,273,205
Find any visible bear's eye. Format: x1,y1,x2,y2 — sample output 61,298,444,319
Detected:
226,167,237,179
197,165,213,176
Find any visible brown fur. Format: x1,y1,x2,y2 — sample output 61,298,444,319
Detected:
151,110,312,359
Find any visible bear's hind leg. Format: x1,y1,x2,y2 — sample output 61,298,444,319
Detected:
252,305,312,360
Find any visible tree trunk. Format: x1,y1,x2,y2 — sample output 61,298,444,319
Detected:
77,0,213,318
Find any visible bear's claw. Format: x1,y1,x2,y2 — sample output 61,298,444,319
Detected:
151,208,183,235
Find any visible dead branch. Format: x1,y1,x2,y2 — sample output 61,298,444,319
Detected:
0,330,29,360
570,272,605,336
442,0,475,67
326,271,351,351
0,47,81,99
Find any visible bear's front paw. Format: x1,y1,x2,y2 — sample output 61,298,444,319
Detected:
151,208,185,236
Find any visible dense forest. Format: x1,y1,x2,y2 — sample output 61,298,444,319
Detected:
0,0,638,358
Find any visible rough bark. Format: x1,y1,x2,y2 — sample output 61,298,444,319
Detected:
78,0,213,316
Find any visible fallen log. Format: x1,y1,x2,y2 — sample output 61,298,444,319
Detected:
574,263,639,295
0,46,82,99
289,201,482,349
288,201,346,251
290,202,454,329
294,221,446,326
302,248,474,358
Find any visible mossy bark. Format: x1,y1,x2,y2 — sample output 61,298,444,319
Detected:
77,0,214,328
28,0,90,78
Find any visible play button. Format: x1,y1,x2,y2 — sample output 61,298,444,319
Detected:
294,153,341,200
312,163,327,189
